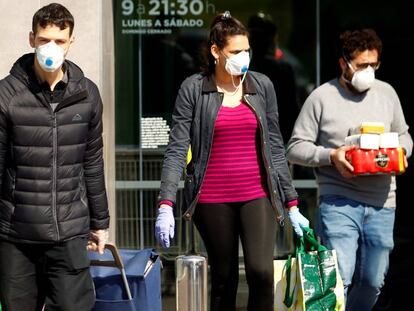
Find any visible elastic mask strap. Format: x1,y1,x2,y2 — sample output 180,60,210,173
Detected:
341,73,352,84
347,62,357,73
342,56,354,84
229,71,247,95
343,55,356,73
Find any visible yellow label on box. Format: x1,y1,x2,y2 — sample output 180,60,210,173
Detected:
359,122,385,134
398,147,405,173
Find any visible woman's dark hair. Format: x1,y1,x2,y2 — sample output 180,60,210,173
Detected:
204,11,249,74
32,3,74,36
340,28,382,61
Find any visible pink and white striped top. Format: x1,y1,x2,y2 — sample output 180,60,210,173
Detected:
198,102,268,203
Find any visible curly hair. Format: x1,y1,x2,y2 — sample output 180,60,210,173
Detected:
340,29,382,61
204,11,249,74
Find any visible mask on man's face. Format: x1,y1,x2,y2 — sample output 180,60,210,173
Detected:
346,62,376,92
36,41,65,72
223,51,250,76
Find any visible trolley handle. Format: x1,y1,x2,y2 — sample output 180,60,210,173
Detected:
89,243,133,300
90,243,124,269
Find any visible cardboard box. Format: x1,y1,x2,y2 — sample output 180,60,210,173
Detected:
345,147,406,175
350,122,385,135
379,132,399,148
345,134,380,150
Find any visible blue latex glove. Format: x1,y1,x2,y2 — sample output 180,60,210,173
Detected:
287,207,309,237
155,206,175,248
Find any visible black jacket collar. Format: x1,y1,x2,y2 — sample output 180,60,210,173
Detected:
9,53,88,109
10,53,85,88
202,72,257,94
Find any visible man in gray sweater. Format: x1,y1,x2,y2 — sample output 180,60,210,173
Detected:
286,29,412,311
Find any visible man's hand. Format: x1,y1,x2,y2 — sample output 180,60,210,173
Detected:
87,229,109,254
286,206,309,237
331,145,355,178
155,205,175,248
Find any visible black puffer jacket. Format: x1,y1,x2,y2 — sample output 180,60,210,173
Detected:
0,53,109,243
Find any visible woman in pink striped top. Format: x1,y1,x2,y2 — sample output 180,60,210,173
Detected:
155,11,309,311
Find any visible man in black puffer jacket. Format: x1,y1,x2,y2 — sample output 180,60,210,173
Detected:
0,3,109,310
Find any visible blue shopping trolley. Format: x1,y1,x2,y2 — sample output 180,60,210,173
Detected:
89,243,162,311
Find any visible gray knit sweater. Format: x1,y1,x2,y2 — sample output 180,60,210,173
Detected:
286,78,413,208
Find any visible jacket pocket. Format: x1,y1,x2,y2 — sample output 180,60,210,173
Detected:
79,169,88,208
273,173,286,204
183,174,195,212
5,169,16,202
64,237,90,271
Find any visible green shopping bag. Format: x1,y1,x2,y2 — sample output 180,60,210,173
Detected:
282,227,345,311
274,255,302,310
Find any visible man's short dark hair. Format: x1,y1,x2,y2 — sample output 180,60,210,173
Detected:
340,28,382,61
32,3,74,36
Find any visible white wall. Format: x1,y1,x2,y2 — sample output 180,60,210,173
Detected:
0,0,116,241
1,1,101,84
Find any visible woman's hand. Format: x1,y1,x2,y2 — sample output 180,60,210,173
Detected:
155,205,175,248
286,206,309,236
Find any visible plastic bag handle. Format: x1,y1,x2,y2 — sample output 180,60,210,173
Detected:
300,227,327,252
283,255,295,307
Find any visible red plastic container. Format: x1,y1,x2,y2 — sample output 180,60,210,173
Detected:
345,147,406,175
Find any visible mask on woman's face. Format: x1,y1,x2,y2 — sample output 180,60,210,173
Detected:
36,41,65,72
347,62,375,92
223,51,250,76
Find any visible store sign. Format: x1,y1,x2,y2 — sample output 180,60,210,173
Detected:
120,0,216,34
141,117,170,148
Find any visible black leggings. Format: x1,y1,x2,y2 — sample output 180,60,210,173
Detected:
193,197,276,311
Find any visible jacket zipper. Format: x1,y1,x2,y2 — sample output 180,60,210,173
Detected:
10,143,16,198
79,169,88,207
243,94,284,225
183,93,223,220
10,169,16,200
52,113,60,240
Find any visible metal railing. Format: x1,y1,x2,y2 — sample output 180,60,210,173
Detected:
115,149,318,259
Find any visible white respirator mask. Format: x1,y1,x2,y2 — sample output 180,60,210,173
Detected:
224,51,250,76
36,41,65,72
347,62,376,92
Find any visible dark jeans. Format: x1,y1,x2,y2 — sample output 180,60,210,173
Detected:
193,197,276,311
0,237,95,311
